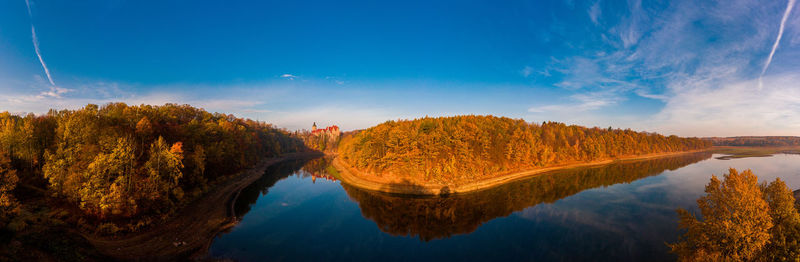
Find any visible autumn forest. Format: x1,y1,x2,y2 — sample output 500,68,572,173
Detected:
339,115,711,185
1,104,798,261
0,103,308,233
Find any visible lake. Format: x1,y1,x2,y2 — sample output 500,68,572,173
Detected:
206,152,800,261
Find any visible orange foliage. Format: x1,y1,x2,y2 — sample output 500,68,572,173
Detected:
340,115,711,184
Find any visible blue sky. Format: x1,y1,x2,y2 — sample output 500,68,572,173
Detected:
1,0,799,136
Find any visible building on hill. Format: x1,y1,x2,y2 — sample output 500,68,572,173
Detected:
306,122,341,152
311,123,340,138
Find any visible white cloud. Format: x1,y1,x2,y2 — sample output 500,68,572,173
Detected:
36,86,72,99
521,66,534,78
280,74,297,80
653,74,800,136
528,91,624,113
537,0,800,136
0,80,280,122
588,1,602,25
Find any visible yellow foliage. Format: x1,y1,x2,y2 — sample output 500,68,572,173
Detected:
671,168,800,261
0,151,19,216
27,103,307,221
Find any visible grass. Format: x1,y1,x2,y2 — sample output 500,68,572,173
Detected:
712,146,800,160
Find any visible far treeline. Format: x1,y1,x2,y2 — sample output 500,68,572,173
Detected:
703,136,800,147
340,115,711,184
0,103,308,232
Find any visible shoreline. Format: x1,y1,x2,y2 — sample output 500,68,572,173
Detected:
84,151,323,261
333,149,711,195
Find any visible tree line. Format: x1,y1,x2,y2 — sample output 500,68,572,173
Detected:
0,103,307,231
339,115,712,184
704,136,800,147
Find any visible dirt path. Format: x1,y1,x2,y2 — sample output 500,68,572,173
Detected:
334,149,711,195
84,152,321,261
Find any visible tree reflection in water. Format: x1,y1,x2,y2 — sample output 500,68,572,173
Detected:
342,152,713,241
232,157,339,217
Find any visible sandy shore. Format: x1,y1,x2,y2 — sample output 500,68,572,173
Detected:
333,149,710,195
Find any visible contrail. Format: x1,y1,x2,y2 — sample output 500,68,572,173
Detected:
31,25,55,86
24,0,31,16
759,0,796,90
25,0,56,86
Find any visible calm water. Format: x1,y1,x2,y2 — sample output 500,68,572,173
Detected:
207,153,800,261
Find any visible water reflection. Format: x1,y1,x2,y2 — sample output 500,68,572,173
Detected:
233,157,340,217
342,152,713,241
214,152,740,261
233,159,307,217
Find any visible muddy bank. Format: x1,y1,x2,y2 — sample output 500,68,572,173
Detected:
85,152,322,261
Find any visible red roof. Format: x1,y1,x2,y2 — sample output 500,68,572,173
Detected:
312,125,339,134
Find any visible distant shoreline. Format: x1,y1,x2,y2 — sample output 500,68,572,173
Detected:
333,149,711,195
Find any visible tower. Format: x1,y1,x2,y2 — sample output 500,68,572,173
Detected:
312,122,317,132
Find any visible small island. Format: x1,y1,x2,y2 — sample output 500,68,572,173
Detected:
334,115,712,195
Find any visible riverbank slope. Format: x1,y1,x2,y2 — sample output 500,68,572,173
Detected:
334,149,710,195
84,152,322,261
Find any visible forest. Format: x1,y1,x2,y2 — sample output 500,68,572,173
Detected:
339,115,712,185
0,103,307,233
704,136,800,146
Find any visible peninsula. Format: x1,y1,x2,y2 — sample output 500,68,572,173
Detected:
335,115,712,195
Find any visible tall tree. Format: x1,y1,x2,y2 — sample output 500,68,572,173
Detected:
760,178,800,260
145,137,184,202
670,169,776,261
81,138,136,217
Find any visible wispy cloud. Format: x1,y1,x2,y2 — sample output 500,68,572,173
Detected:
528,91,624,113
280,73,297,80
0,79,279,120
520,66,534,77
653,74,800,136
759,0,796,90
588,1,602,25
36,86,71,99
324,76,346,85
26,0,56,86
536,0,800,136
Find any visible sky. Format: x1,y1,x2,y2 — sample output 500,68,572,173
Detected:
0,0,799,137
